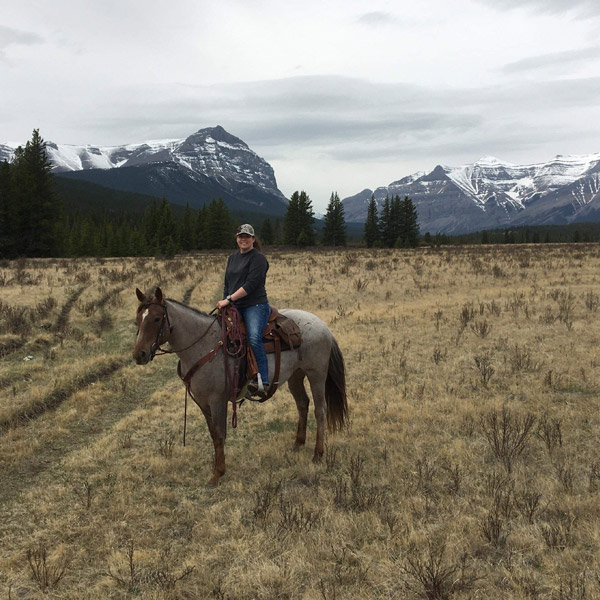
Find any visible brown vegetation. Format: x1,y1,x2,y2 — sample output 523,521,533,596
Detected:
1,245,600,598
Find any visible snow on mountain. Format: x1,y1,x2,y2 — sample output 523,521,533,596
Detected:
343,152,600,234
2,126,288,214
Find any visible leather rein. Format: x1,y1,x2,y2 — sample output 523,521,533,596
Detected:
138,300,239,441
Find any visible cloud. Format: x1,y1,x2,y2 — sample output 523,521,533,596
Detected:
0,25,43,49
501,46,600,73
356,11,397,26
475,0,600,17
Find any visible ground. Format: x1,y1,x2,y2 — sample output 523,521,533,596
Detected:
1,245,599,599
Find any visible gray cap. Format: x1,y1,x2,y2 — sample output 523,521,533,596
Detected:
235,223,255,237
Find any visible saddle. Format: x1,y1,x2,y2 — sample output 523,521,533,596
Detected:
221,306,302,401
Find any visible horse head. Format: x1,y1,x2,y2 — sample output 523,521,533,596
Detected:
133,287,170,364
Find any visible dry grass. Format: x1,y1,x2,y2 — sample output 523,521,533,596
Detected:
1,245,600,598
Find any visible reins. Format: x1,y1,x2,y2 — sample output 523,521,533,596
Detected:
140,300,245,442
140,300,218,359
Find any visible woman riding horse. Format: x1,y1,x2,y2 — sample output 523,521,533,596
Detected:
216,224,270,399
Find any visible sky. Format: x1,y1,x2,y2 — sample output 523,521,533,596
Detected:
2,0,600,212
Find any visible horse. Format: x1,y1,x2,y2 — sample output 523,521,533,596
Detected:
133,287,348,486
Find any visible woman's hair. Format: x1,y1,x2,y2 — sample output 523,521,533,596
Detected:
252,236,262,251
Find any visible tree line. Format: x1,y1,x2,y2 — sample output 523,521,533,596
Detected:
364,194,420,248
6,129,592,258
0,131,356,257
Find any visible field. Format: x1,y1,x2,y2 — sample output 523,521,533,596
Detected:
1,245,600,599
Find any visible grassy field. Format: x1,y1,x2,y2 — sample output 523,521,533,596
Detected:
1,245,600,599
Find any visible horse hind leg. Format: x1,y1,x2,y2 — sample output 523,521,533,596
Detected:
307,372,327,463
287,370,310,450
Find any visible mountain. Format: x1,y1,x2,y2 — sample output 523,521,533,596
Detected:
343,154,600,234
1,126,288,216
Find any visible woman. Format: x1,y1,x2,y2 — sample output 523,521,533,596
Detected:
216,224,270,397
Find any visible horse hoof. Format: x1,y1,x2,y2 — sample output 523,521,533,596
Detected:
207,477,220,488
292,442,305,452
312,453,323,464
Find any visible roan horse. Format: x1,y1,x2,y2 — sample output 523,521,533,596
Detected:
133,287,348,485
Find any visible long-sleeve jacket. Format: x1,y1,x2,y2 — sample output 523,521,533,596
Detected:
223,249,269,308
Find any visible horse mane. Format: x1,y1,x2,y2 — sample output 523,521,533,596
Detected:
166,298,212,318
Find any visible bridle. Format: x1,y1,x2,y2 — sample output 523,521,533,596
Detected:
137,301,173,361
137,300,219,361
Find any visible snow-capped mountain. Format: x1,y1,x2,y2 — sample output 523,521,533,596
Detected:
343,153,600,234
1,126,288,215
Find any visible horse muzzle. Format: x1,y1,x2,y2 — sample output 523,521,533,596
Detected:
133,347,151,365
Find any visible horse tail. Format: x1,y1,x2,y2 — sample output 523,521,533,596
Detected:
325,337,348,432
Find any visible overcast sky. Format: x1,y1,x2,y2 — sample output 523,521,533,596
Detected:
2,0,600,211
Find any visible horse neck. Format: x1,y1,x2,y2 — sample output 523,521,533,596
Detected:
166,300,220,360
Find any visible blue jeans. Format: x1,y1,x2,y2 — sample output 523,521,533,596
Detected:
239,302,270,386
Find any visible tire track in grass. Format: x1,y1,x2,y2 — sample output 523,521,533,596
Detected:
54,285,86,332
0,356,129,434
0,336,26,359
0,355,177,504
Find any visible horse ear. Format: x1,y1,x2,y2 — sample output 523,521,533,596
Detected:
155,287,163,302
136,288,146,302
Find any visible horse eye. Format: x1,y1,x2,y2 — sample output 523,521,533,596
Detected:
154,317,161,323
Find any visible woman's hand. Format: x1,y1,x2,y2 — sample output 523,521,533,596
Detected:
216,299,230,310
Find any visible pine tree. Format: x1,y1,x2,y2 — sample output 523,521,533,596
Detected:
273,218,282,245
390,195,403,247
260,217,274,245
143,199,160,250
155,198,177,255
401,196,419,247
195,204,208,249
205,198,233,249
379,196,392,247
284,192,300,245
0,160,15,257
9,130,61,256
364,194,380,248
321,192,347,246
284,191,315,246
179,202,194,251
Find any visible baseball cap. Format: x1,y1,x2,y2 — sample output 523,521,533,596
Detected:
235,224,255,237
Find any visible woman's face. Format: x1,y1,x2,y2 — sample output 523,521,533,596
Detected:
236,233,254,253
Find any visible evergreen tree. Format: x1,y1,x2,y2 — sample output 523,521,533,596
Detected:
379,196,392,247
400,196,419,248
155,198,177,255
179,202,194,251
364,194,380,248
143,199,160,249
284,190,315,246
321,192,346,246
0,160,15,257
389,195,403,247
273,218,282,245
260,217,275,245
205,198,233,249
284,192,300,245
9,130,61,256
195,204,208,249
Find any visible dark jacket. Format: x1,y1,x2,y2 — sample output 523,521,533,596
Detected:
223,249,269,308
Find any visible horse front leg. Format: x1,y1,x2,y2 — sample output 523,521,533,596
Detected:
199,401,227,486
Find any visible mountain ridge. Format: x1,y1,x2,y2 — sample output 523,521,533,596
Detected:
1,126,288,216
342,153,600,233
